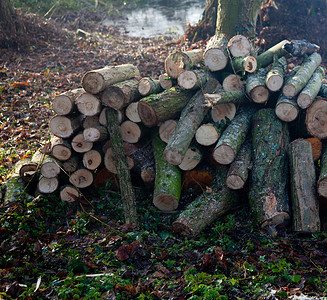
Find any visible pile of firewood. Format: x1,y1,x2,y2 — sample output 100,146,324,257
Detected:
3,34,327,237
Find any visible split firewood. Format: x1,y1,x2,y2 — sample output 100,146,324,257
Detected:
306,137,322,162
226,140,252,190
49,115,82,138
76,92,102,116
158,73,175,90
288,139,320,232
213,106,255,165
265,56,287,92
83,149,102,171
99,108,124,126
153,133,181,211
203,34,229,71
227,34,252,57
138,77,163,96
82,115,100,129
159,119,177,143
256,39,289,68
138,87,195,127
50,136,72,161
297,66,325,109
222,73,244,92
40,156,61,178
71,133,93,153
60,185,81,202
62,155,79,173
318,144,327,198
195,122,226,146
165,48,203,78
283,52,322,97
81,64,140,94
177,69,210,90
178,146,203,171
231,55,257,74
101,78,141,111
172,165,239,237
306,98,327,139
38,175,60,194
249,108,290,228
83,125,108,142
69,167,94,188
52,88,83,115
282,39,320,57
211,103,237,124
163,78,218,165
125,102,141,123
275,95,299,122
246,68,269,103
106,108,138,224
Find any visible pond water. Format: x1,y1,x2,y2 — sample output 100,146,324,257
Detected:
104,0,206,38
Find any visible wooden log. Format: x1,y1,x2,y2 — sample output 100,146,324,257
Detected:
222,73,243,92
226,140,251,190
101,78,141,111
62,155,79,173
231,55,257,74
318,83,327,98
203,34,229,72
159,73,175,90
99,107,124,126
81,64,140,94
227,34,252,57
125,102,141,123
195,122,226,146
288,139,320,232
275,95,299,122
49,115,82,138
153,132,181,211
76,92,101,116
211,103,237,124
172,165,239,237
60,185,81,202
165,49,204,78
297,66,325,109
104,148,134,174
138,77,163,96
213,106,255,165
282,39,320,57
178,146,202,171
138,87,195,127
69,168,94,188
40,156,61,178
318,144,327,198
283,53,322,97
177,69,209,90
83,126,108,142
52,88,82,115
256,40,289,68
71,133,93,153
306,98,327,139
120,120,147,144
14,158,38,183
246,68,269,103
265,56,287,92
50,136,72,161
82,115,100,129
163,79,218,165
83,149,102,171
106,108,138,224
159,119,177,143
38,176,59,194
249,108,290,228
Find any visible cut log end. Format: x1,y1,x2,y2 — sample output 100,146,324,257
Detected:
159,73,174,90
120,121,142,144
260,212,290,229
211,103,236,123
82,71,104,94
52,95,74,115
76,93,101,116
243,56,257,73
163,149,183,166
204,49,228,72
250,86,269,103
153,193,178,211
69,169,93,188
306,98,327,139
83,150,102,170
195,124,219,146
275,102,299,122
125,102,141,123
60,185,80,202
41,162,60,178
38,177,59,194
213,144,235,165
283,83,297,97
178,148,202,171
266,74,284,92
138,101,158,127
159,119,177,143
138,78,152,96
101,86,125,110
222,74,243,92
228,35,252,57
177,70,198,90
297,93,312,109
226,174,245,190
318,179,327,198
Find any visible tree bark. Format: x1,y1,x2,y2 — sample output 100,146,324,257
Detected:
153,133,182,211
82,115,101,129
81,64,140,94
318,144,327,198
249,108,290,228
172,165,239,237
288,139,320,232
318,83,327,98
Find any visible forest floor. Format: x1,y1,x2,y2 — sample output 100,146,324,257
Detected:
0,8,327,300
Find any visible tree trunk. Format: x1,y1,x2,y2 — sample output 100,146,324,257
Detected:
172,165,239,237
288,139,320,232
249,108,290,228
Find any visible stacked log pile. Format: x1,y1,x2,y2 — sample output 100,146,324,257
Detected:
3,35,327,236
